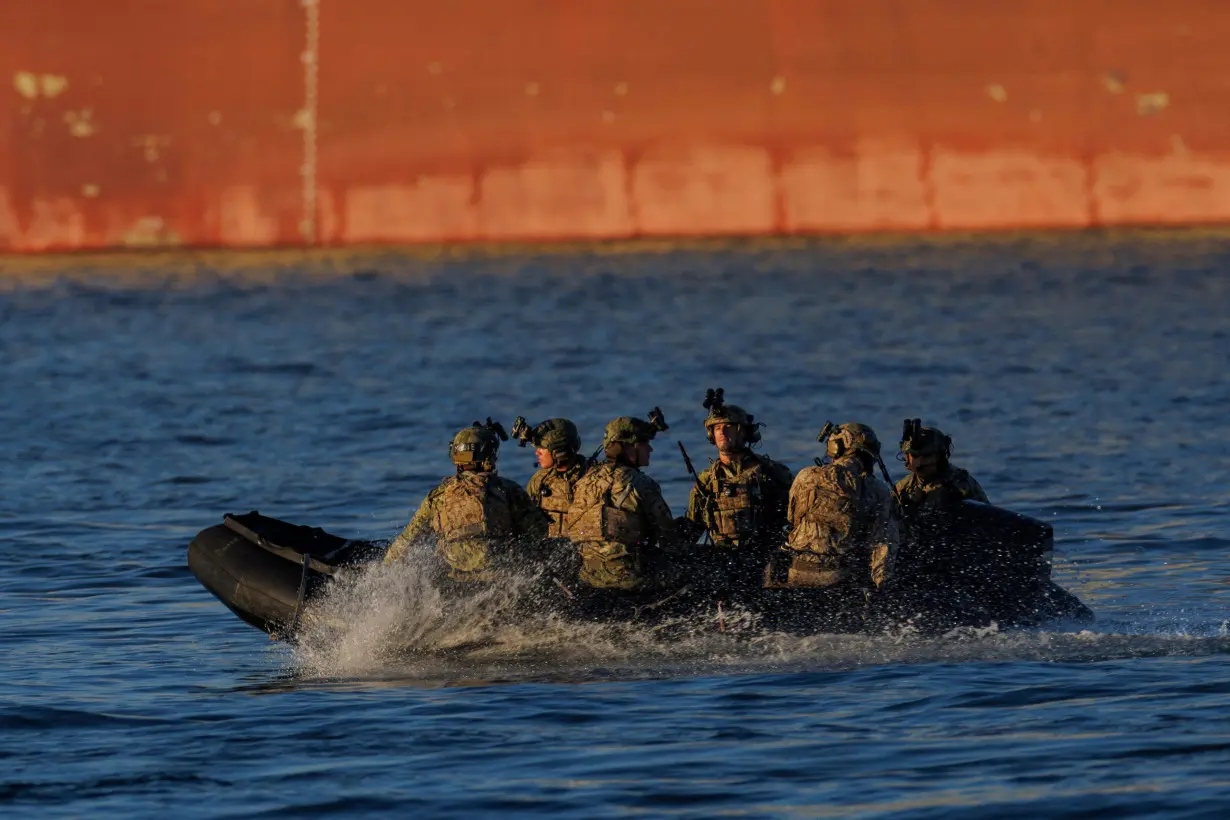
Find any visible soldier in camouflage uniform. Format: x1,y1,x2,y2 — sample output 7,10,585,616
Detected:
680,389,793,605
877,421,994,630
515,417,589,538
563,409,677,617
769,422,897,631
895,420,988,511
384,420,549,584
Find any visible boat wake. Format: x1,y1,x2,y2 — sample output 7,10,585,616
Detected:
287,547,1230,687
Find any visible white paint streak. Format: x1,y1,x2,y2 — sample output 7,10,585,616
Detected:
299,0,320,243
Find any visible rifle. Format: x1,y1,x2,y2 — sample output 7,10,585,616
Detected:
873,450,907,517
678,440,704,493
677,441,714,546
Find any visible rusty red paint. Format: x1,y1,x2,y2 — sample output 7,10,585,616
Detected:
3,0,1230,253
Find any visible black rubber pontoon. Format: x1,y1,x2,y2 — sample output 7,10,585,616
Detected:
877,496,1093,630
186,512,381,636
187,503,1092,638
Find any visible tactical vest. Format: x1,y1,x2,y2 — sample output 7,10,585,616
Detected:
785,463,883,589
565,464,647,590
431,473,514,580
704,460,767,547
897,466,985,509
535,466,585,538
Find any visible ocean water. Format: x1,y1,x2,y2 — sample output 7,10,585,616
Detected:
3,233,1229,818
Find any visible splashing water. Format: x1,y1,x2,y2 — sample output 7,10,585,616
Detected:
288,542,1230,686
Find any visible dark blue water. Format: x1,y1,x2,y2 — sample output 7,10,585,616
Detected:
3,234,1230,818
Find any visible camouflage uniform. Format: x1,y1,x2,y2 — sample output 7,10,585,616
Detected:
879,423,1003,631
563,415,675,592
770,422,896,632
527,461,589,538
784,453,896,589
895,465,988,507
517,418,588,538
384,424,548,583
681,399,793,599
685,452,793,592
895,422,988,509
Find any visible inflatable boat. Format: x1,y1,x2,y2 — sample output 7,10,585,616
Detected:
187,504,1092,640
873,495,1094,631
186,512,384,637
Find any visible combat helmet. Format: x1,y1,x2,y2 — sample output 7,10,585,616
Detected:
701,387,762,445
512,416,581,456
450,418,509,470
898,418,952,459
602,407,669,449
821,422,881,460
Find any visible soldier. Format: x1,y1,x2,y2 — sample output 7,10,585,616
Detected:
563,408,676,617
770,422,897,631
881,419,995,630
895,419,988,511
681,389,793,605
513,416,589,538
384,419,549,585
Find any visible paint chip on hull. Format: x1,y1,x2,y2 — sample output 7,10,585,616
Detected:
41,75,68,98
64,109,95,137
13,72,38,99
987,84,1008,103
15,72,71,99
123,215,180,247
1137,92,1169,116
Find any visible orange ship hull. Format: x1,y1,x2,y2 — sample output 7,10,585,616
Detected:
3,0,1229,252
